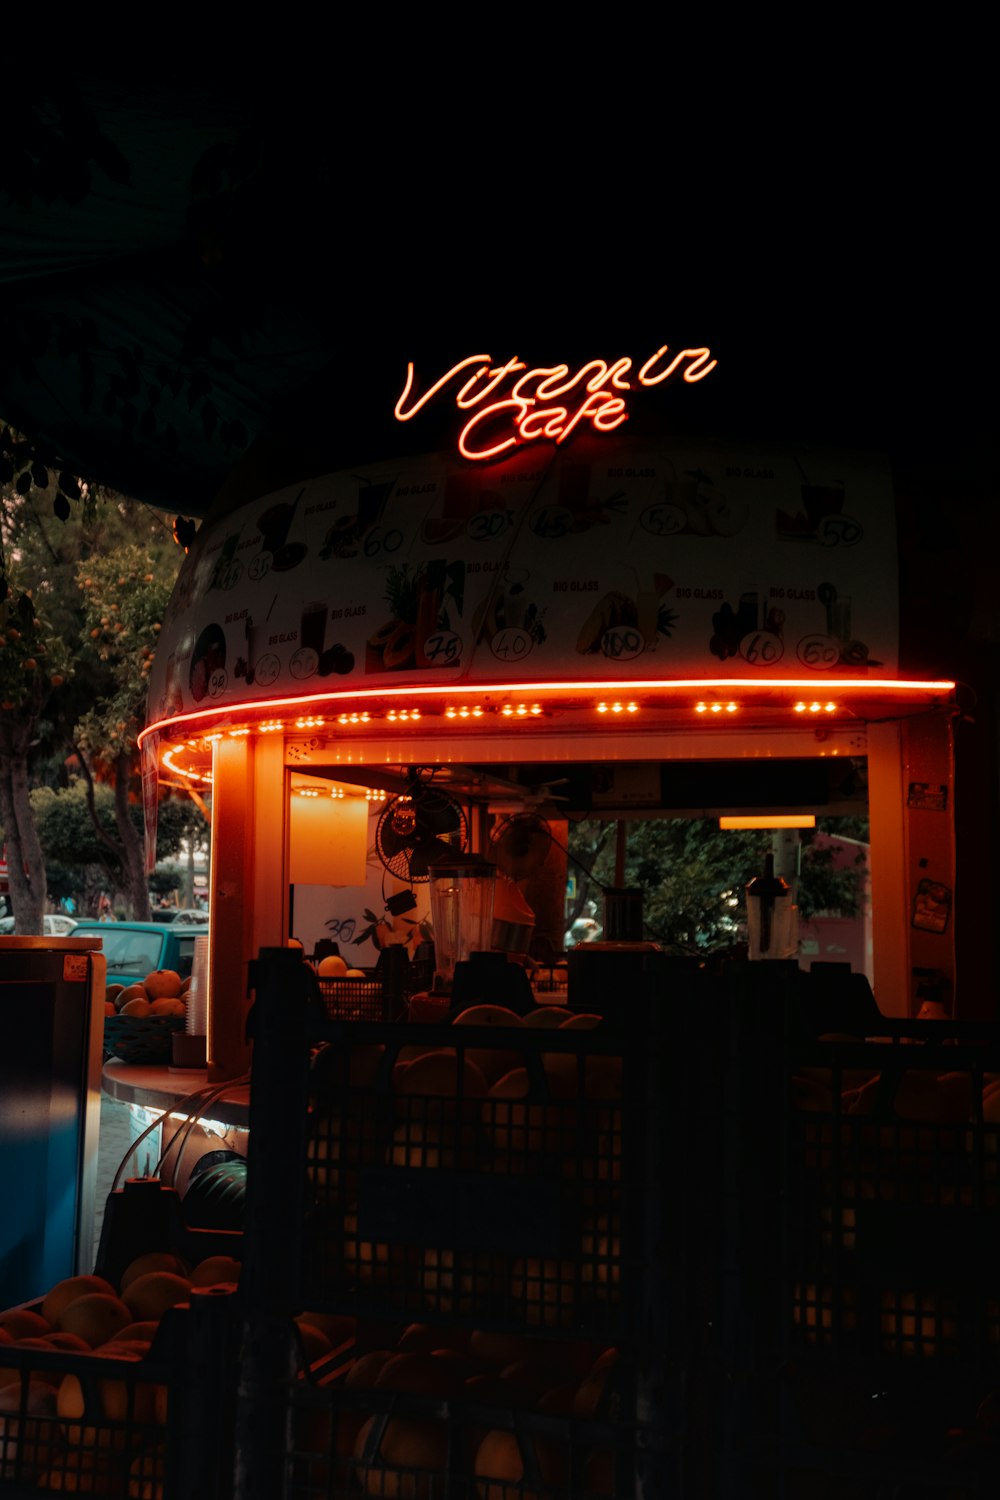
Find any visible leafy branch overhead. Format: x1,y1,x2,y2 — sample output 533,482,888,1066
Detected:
75,543,175,758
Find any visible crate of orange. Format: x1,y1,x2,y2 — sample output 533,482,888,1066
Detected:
0,1250,242,1497
275,1007,636,1342
279,1330,679,1500
233,948,690,1499
719,969,1000,1494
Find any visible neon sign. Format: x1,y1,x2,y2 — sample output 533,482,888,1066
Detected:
394,346,718,461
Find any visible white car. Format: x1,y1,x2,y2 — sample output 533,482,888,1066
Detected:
0,913,79,936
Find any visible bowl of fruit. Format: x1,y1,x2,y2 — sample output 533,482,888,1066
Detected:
103,970,189,1063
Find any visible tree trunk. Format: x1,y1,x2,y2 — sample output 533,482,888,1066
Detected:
0,717,47,932
113,751,151,920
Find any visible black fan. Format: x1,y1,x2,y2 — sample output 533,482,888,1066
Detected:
375,783,469,882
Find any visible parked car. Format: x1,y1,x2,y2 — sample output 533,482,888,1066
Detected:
70,919,208,986
159,907,210,925
0,913,79,936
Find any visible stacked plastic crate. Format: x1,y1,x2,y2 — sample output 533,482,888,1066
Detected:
720,963,1000,1498
233,948,702,1499
0,1179,242,1498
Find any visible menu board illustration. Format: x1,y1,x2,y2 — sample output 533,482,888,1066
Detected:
149,436,899,723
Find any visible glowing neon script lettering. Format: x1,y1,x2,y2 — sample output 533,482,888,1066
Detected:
394,346,718,461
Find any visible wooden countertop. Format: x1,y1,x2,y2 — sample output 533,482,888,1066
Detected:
101,1060,250,1126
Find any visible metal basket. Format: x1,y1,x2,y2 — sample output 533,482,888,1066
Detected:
316,975,395,1023
103,1014,186,1064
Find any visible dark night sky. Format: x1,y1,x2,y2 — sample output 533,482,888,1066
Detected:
1,80,992,510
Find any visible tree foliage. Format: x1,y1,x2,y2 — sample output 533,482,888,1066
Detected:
74,541,173,761
567,814,870,954
0,467,192,926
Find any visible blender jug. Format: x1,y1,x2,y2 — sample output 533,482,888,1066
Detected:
429,857,497,989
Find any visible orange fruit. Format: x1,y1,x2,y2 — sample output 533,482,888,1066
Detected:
42,1332,91,1353
354,1413,448,1498
36,1450,121,1491
374,1353,458,1398
345,1350,396,1391
318,955,348,977
143,970,181,1001
522,1007,571,1029
0,1380,58,1481
121,1273,190,1323
45,1277,117,1324
149,997,185,1017
59,1294,132,1348
117,984,148,1007
394,1050,488,1113
294,1321,333,1365
296,1311,355,1348
474,1427,565,1500
0,1309,50,1339
484,1069,574,1156
120,998,153,1018
469,1330,538,1368
189,1256,241,1288
120,1254,188,1292
128,1446,165,1500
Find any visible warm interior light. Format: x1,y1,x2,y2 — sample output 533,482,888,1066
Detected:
719,814,818,830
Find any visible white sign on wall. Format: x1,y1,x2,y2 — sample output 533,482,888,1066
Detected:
149,435,898,724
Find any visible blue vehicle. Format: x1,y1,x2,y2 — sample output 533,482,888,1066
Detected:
70,920,208,987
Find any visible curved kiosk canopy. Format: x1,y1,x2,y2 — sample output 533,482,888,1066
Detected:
143,432,955,1077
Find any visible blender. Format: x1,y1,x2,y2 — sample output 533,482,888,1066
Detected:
428,856,497,991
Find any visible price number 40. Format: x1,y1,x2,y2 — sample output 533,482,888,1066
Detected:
490,629,532,663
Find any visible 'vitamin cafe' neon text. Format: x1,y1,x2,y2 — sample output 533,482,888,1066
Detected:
394,346,718,461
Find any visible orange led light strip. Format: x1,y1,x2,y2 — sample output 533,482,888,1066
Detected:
394,346,718,461
139,678,955,749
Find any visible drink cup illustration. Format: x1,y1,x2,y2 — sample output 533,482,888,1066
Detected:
209,533,239,589
245,617,266,684
257,487,303,552
300,601,328,655
828,596,852,643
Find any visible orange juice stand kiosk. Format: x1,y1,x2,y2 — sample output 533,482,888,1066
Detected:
139,426,957,1082
110,419,1000,1498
